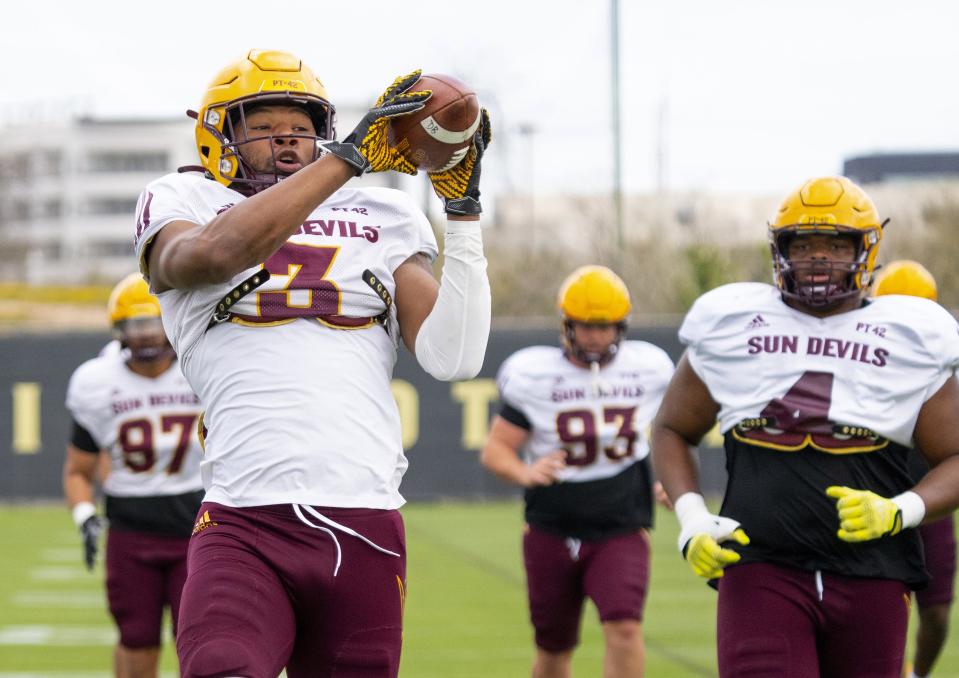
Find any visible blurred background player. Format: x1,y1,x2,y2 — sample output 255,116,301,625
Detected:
481,265,674,678
652,176,959,677
133,50,491,677
63,273,204,678
873,260,957,678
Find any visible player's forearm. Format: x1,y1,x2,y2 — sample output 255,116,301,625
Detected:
480,443,530,487
912,454,959,521
171,156,355,284
414,221,491,380
651,424,703,501
63,470,95,510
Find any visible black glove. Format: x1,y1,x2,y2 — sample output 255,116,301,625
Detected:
324,70,432,176
80,515,103,571
428,108,492,216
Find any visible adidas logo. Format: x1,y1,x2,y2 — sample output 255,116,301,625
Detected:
192,510,218,536
745,314,770,330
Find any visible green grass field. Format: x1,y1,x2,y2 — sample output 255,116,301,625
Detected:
1,501,958,677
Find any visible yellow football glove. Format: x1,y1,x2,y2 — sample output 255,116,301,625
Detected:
428,108,492,215
324,70,432,175
675,493,750,580
684,530,750,580
825,485,902,542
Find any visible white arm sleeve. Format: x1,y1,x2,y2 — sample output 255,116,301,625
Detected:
414,221,491,381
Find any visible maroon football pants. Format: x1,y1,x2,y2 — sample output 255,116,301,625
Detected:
717,562,910,678
916,514,956,609
106,528,189,648
176,503,406,678
523,525,650,652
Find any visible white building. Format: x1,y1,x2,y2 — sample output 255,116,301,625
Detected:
0,110,426,284
0,117,191,283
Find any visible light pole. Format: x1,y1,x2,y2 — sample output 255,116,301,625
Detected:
611,0,624,257
518,122,537,251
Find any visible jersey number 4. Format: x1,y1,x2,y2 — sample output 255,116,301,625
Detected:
556,407,638,466
732,371,887,454
118,414,198,474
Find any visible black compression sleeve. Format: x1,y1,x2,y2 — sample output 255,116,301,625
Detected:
70,419,100,453
499,403,531,431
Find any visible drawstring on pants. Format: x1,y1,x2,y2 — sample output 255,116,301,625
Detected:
292,504,401,577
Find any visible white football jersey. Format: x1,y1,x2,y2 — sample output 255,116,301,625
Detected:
65,352,203,497
133,172,438,509
680,282,959,447
497,342,674,483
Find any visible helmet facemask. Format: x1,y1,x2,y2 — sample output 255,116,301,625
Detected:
771,226,880,309
205,93,334,195
561,319,627,367
768,177,885,310
770,226,871,308
114,316,174,364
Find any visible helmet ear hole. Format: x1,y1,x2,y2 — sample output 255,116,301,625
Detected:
200,146,210,158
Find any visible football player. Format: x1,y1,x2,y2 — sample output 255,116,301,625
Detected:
133,50,491,677
651,176,959,678
63,273,204,678
873,260,956,678
481,266,673,678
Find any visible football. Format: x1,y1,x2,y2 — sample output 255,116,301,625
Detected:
388,74,480,172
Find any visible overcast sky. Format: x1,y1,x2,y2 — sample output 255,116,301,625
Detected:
3,0,957,195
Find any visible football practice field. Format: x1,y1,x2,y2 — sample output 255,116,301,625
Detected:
2,501,959,677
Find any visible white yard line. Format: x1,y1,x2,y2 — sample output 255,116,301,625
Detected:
39,548,85,562
12,591,103,608
0,625,115,645
29,566,92,582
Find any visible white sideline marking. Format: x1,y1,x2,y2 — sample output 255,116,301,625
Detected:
40,548,84,562
13,591,103,607
0,625,115,645
29,566,90,581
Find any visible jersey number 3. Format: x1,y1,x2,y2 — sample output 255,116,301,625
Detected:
257,243,341,320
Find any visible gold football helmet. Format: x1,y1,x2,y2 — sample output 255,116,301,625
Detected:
107,274,171,363
873,259,937,301
192,49,335,192
769,176,884,307
108,273,161,324
557,265,631,364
